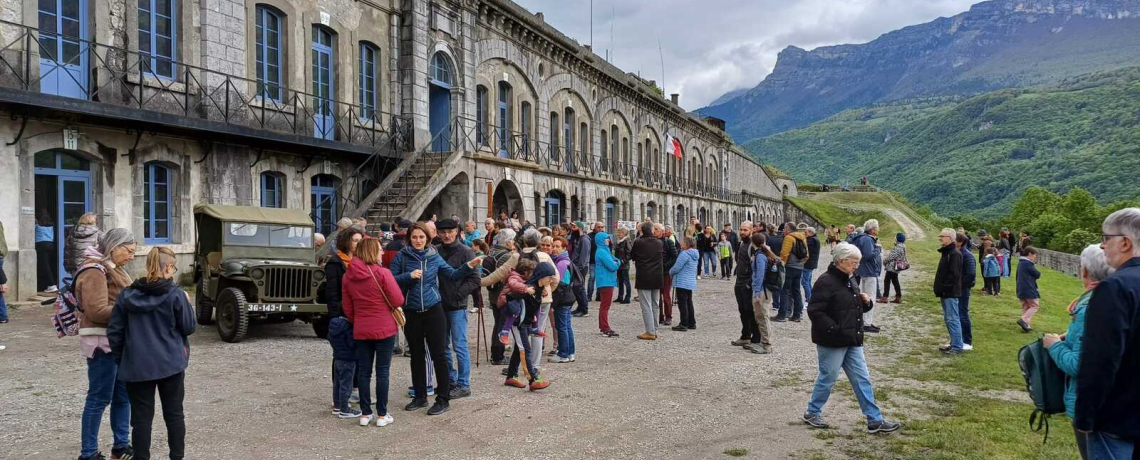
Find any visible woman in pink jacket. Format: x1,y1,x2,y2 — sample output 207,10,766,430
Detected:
343,237,405,428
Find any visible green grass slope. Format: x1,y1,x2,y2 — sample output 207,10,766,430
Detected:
746,67,1140,219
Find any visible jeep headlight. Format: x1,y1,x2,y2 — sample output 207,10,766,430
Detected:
250,268,265,280
313,270,325,282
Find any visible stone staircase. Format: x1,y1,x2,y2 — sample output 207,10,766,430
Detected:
361,151,448,230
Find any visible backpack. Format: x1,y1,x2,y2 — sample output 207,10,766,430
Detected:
50,263,106,338
763,258,785,291
1017,338,1067,442
488,249,514,292
552,265,577,308
791,237,808,260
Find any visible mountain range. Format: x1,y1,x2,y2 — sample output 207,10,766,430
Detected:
699,0,1140,142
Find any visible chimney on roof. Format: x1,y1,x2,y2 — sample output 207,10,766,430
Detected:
670,93,679,105
584,44,591,53
535,12,544,22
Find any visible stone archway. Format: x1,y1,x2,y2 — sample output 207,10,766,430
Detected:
492,178,525,222
421,171,470,221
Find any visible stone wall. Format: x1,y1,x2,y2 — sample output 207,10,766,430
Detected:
1036,248,1081,278
782,199,824,230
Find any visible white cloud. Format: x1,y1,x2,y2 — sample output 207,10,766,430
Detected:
512,0,978,109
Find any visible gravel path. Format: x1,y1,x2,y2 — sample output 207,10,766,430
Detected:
0,247,913,459
881,208,927,241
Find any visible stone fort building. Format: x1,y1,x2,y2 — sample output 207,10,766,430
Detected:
0,0,785,298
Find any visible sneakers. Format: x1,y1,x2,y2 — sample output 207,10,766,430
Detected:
449,386,472,399
331,405,340,415
469,307,478,313
789,316,802,323
404,398,428,411
490,358,507,366
45,285,59,293
79,453,108,460
529,379,551,391
498,331,510,345
407,385,435,398
962,344,974,351
568,354,576,362
867,419,902,434
548,355,571,363
942,348,964,355
533,330,547,338
876,297,888,303
747,344,771,354
358,414,374,426
891,297,902,304
376,414,395,427
504,377,527,388
696,275,702,280
731,338,751,346
338,407,363,419
637,333,657,340
863,325,881,333
547,350,557,356
427,400,450,416
572,311,589,318
1017,319,1031,333
671,325,688,332
602,330,620,338
661,320,672,326
349,389,360,404
802,412,829,429
110,446,133,460
393,346,403,355
770,316,787,322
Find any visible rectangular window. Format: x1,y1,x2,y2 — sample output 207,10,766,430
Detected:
358,43,377,120
138,0,176,78
261,172,282,208
144,162,171,243
255,6,282,101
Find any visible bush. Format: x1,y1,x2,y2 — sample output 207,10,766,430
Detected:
1055,229,1101,254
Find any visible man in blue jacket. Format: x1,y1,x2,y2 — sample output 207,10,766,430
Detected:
849,219,883,333
1075,208,1140,459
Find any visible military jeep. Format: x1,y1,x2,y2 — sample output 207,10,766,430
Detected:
192,205,329,343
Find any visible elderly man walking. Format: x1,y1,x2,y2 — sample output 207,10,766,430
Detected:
1075,208,1140,459
631,222,664,340
849,219,883,332
934,228,965,355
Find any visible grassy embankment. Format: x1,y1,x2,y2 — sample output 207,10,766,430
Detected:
794,193,1084,460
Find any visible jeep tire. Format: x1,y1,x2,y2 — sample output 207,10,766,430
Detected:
195,277,214,325
312,316,330,339
216,287,250,343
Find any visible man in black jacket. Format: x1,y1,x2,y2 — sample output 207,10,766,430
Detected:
732,222,761,347
933,228,964,355
571,222,592,317
631,222,663,339
435,219,479,398
802,226,821,303
803,242,900,433
1075,207,1140,457
658,224,679,325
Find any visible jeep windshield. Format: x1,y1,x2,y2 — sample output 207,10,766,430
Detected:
224,223,313,248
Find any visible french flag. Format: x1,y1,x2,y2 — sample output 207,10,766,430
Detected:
665,133,683,159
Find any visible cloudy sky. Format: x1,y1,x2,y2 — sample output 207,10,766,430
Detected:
513,0,979,110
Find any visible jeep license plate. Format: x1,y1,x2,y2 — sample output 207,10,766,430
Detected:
246,303,326,313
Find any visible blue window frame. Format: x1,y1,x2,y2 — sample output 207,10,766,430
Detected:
138,0,176,79
358,42,377,121
519,101,531,157
310,174,338,236
476,85,487,147
430,52,453,87
38,0,89,98
144,162,171,243
311,26,335,140
497,81,511,156
261,171,283,208
255,6,283,101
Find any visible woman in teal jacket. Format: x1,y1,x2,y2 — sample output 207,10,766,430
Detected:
593,232,620,335
1045,244,1115,459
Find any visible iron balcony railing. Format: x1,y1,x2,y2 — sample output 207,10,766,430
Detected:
0,19,411,152
440,116,745,204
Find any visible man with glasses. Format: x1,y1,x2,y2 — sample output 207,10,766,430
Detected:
933,229,964,355
1075,208,1140,459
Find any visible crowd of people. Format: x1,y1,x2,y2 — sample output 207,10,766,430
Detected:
1,201,1136,460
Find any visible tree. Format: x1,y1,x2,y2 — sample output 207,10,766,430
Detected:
1055,228,1101,254
1025,213,1068,249
1009,186,1061,230
1059,187,1100,232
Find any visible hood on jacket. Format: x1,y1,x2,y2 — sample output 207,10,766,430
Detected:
345,257,380,283
121,278,178,314
594,231,611,250
400,244,438,261
72,224,101,240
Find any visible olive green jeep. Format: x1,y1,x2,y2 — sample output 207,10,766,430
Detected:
192,205,329,342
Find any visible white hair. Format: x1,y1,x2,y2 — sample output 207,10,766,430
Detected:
863,219,880,232
855,227,865,234
484,217,495,225
522,228,543,248
336,217,354,230
832,242,862,262
740,220,753,230
1080,244,1116,282
494,228,516,247
1103,207,1140,256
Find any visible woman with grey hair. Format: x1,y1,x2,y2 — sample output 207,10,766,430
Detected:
481,227,558,371
802,242,900,434
1044,244,1115,459
75,228,138,460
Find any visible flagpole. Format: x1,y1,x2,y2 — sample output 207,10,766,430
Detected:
658,38,665,97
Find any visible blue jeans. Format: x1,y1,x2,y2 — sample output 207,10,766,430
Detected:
771,285,785,314
355,336,395,416
617,266,631,302
82,349,130,458
807,345,884,423
443,309,470,388
779,267,804,319
1085,431,1134,460
801,269,814,303
941,297,963,351
332,359,357,413
587,264,597,299
701,251,717,276
957,289,972,346
554,305,575,358
0,258,8,322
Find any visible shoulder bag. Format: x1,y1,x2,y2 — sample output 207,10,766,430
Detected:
368,266,406,327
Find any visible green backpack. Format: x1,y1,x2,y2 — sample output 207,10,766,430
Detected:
1017,338,1067,442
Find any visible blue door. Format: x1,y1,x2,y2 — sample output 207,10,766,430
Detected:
312,27,335,140
34,150,92,283
429,84,451,152
605,202,615,231
39,0,88,98
544,198,561,228
311,175,337,236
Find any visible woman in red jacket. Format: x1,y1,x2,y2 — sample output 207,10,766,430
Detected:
343,237,405,428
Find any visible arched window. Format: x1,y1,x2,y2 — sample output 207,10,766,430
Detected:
261,171,284,208
430,52,453,86
139,0,178,79
144,162,172,243
358,42,379,120
476,85,488,147
255,5,284,100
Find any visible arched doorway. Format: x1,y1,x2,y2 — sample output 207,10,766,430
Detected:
429,52,454,152
674,203,685,231
421,172,469,221
698,207,708,226
544,190,566,227
604,197,618,231
34,149,93,289
646,201,658,222
570,195,580,222
310,174,339,236
492,179,524,222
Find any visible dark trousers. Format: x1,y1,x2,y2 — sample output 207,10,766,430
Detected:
735,285,760,341
573,279,589,314
957,289,972,346
124,372,185,460
506,324,539,382
355,336,396,416
883,271,901,298
983,277,1001,295
660,275,673,322
720,258,731,278
405,304,450,403
332,359,357,413
725,253,734,277
675,288,696,328
617,266,631,302
489,290,506,362
779,267,804,319
35,240,57,291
